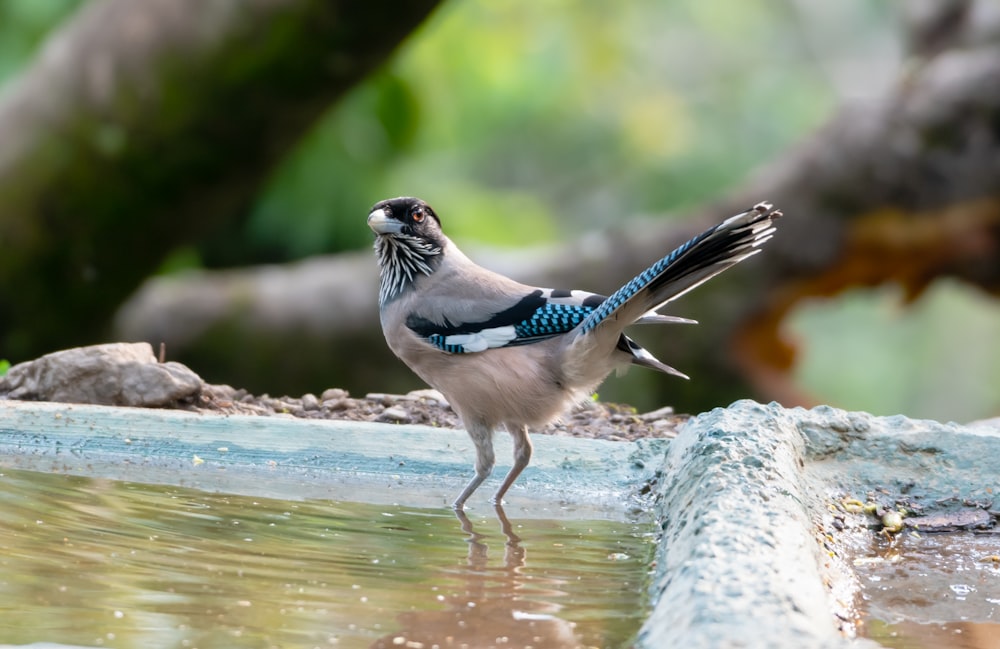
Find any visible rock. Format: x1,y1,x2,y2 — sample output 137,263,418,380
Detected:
904,508,993,532
377,406,411,424
323,398,350,411
405,388,449,406
638,405,675,421
0,342,202,407
320,387,349,402
651,418,678,432
201,383,239,404
301,393,320,411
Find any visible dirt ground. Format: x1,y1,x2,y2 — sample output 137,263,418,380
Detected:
178,383,688,442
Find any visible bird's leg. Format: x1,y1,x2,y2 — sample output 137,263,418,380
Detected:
491,424,533,505
452,420,495,510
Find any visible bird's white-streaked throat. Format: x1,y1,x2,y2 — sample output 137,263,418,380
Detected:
373,233,442,306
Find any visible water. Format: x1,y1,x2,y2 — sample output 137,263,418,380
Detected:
0,468,654,649
855,531,1000,649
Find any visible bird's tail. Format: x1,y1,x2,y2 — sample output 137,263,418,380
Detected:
576,202,781,339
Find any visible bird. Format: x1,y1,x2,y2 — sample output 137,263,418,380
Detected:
368,196,781,509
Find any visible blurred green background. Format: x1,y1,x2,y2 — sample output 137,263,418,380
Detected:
2,0,998,422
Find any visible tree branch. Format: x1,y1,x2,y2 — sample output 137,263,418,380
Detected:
0,0,440,359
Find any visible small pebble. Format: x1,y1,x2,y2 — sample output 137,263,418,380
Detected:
321,387,348,402
365,392,399,405
638,405,675,421
166,381,686,441
324,398,350,411
594,425,619,439
378,406,411,424
406,388,448,405
651,419,679,431
301,393,319,411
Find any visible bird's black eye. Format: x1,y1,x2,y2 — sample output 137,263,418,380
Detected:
411,207,426,223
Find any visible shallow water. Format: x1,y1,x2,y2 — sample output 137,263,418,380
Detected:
0,468,655,649
856,531,1000,649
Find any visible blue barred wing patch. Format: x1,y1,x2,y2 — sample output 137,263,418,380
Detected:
513,303,592,340
408,290,601,354
427,334,468,353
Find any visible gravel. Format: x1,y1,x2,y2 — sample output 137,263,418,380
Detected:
177,383,687,442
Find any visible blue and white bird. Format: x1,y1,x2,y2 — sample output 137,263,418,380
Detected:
368,197,781,509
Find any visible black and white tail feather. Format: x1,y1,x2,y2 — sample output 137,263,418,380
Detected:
571,201,781,377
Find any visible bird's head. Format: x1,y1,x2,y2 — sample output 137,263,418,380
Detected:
368,196,446,305
368,197,444,243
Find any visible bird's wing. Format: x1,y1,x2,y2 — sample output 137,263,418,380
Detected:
405,288,606,353
405,284,697,355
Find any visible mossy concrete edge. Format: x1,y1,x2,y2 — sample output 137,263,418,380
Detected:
640,399,1000,649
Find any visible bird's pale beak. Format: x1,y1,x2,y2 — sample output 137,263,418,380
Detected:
368,208,404,235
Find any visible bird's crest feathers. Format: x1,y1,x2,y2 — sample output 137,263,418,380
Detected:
369,197,446,305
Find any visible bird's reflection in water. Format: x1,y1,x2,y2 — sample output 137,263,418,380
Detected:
371,505,581,649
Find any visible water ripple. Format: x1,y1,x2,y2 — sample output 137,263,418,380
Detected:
0,468,653,648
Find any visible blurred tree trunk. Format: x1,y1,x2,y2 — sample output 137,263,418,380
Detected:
0,0,440,360
117,8,1000,411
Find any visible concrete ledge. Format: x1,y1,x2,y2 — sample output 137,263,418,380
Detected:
0,399,667,519
639,401,872,648
639,400,999,649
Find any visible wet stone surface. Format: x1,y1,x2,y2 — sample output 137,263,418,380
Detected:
854,530,1000,648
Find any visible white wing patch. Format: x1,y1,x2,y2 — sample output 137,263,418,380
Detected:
539,288,602,306
441,325,517,352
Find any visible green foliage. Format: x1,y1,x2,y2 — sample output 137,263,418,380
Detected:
232,73,423,263
0,359,9,376
154,246,203,276
0,0,855,272
0,0,81,84
221,0,895,262
19,1,989,419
